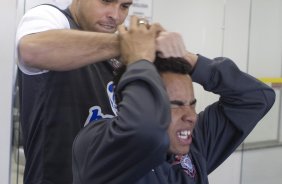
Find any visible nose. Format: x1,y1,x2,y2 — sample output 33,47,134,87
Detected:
181,107,197,125
107,5,120,21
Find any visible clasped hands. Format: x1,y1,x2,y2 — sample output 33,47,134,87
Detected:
118,16,188,65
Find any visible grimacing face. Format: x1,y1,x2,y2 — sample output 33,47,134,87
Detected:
161,72,197,155
72,0,133,32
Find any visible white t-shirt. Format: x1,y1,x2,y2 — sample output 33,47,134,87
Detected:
16,5,70,75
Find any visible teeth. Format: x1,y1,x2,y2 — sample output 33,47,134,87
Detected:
181,130,188,136
177,130,191,139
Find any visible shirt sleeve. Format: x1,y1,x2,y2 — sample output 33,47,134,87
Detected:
16,5,70,75
191,55,276,173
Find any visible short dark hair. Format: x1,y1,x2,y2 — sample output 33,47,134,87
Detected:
154,57,192,75
113,56,193,104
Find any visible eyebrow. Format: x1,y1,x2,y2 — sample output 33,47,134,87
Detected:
122,0,133,5
170,99,197,106
110,0,132,4
123,2,133,6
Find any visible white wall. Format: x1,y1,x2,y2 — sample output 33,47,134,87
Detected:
245,0,282,143
208,152,242,184
0,0,17,183
241,146,282,184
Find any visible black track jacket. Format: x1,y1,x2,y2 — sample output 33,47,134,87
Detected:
72,56,275,184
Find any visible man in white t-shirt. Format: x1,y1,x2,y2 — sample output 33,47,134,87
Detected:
16,0,194,184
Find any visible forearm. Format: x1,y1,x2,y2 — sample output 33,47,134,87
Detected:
192,55,275,102
193,55,275,172
19,29,120,71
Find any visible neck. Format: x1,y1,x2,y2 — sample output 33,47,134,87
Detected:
69,2,81,28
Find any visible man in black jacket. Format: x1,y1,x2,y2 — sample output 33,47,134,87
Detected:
72,16,276,184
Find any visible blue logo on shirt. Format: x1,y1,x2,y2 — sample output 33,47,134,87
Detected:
84,81,117,126
107,81,118,116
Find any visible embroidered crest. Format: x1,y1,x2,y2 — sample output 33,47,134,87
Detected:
180,154,196,178
173,154,197,179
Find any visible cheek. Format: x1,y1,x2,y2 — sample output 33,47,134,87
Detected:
167,120,179,153
118,10,129,23
168,113,179,135
171,110,181,123
80,7,99,24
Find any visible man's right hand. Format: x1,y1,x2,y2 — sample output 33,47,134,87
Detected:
118,16,163,65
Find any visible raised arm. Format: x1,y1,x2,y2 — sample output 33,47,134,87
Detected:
191,55,275,173
16,5,120,72
19,30,119,71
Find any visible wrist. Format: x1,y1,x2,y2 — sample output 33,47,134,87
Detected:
184,51,198,69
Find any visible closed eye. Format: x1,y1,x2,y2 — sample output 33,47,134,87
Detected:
170,99,197,108
122,2,132,9
102,0,112,3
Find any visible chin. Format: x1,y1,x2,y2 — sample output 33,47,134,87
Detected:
179,148,190,155
178,151,189,155
171,148,189,155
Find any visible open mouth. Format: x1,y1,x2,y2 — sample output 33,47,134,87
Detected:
177,130,191,139
177,130,192,145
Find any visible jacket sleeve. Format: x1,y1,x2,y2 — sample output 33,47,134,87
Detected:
72,60,171,184
191,55,276,174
